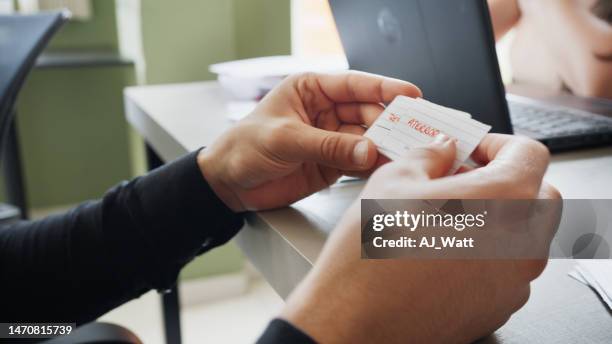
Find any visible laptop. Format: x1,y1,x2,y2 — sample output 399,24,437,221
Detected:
329,0,612,151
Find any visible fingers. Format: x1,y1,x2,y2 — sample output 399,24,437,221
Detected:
389,134,457,179
292,125,379,170
404,136,550,199
465,134,550,196
302,71,422,104
472,134,550,173
334,103,386,127
337,124,366,136
530,186,561,253
470,133,513,165
342,154,391,179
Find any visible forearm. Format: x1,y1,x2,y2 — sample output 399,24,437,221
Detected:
0,151,244,323
488,0,520,41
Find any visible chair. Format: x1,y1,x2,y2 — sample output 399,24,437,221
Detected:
0,11,69,221
0,11,142,344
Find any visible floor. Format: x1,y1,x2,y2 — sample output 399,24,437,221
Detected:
99,276,284,344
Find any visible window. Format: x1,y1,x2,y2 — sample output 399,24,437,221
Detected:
17,0,92,20
291,0,344,57
0,0,15,13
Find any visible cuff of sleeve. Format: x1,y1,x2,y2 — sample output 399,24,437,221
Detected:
257,319,317,344
105,149,244,291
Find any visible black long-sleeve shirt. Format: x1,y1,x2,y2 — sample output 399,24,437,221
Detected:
0,151,314,343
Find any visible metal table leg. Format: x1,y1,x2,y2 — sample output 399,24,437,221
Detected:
2,116,28,219
146,144,182,344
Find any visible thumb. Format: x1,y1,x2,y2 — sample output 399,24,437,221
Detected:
294,125,378,170
393,134,457,179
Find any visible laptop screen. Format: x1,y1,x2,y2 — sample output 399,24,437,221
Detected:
329,0,513,134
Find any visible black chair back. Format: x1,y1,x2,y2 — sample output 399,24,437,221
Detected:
0,11,68,220
0,10,68,140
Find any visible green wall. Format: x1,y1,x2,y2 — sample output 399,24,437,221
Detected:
140,0,236,84
48,0,119,51
233,0,291,59
135,0,291,280
17,66,135,207
15,0,291,280
140,0,291,84
15,0,134,208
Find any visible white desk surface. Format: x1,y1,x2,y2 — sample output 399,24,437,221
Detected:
125,81,612,343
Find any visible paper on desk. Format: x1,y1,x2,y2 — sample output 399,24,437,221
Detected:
210,55,349,100
569,260,612,310
210,55,348,78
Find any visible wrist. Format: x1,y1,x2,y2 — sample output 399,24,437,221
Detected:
280,272,378,344
197,149,245,212
279,224,374,343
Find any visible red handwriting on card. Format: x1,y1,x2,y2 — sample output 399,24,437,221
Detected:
388,113,400,123
407,118,441,137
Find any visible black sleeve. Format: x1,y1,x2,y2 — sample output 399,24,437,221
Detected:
257,319,317,344
0,150,244,324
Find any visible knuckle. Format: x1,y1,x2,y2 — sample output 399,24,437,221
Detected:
518,183,541,199
519,136,550,166
293,72,322,113
519,259,548,281
549,185,562,200
541,183,562,200
263,119,296,149
513,286,531,313
380,161,426,180
296,71,319,81
345,73,361,98
319,134,342,161
530,139,551,161
292,72,319,89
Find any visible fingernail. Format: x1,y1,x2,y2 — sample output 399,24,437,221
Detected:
352,140,369,166
432,133,450,145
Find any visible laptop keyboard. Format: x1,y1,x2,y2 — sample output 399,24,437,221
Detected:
508,99,612,138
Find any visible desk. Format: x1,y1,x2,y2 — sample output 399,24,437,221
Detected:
36,51,133,69
125,81,612,343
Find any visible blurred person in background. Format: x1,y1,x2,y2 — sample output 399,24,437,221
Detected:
489,0,612,98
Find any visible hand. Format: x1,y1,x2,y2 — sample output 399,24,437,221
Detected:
281,134,561,343
198,72,420,212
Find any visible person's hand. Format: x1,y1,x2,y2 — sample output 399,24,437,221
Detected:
281,134,561,343
198,72,420,212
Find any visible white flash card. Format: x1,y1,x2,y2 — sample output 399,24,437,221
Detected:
365,96,491,173
415,98,471,120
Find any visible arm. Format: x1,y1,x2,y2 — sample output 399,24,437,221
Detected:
0,151,244,323
280,135,560,343
488,0,521,41
202,71,559,342
1,71,421,329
